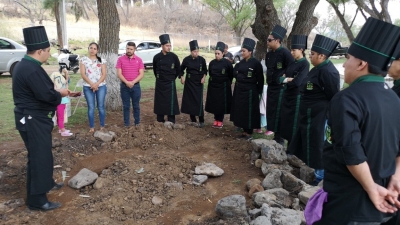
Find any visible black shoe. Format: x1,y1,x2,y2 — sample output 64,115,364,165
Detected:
52,182,64,190
28,202,61,211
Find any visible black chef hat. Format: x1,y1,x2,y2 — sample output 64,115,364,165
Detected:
271,25,287,41
159,34,170,45
215,42,225,52
311,34,339,57
291,35,307,50
241,38,256,52
189,40,199,51
348,17,400,71
23,26,50,51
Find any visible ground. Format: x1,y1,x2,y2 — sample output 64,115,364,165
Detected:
0,70,266,225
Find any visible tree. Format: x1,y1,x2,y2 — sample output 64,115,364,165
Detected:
202,0,255,45
97,0,120,54
155,0,183,33
251,0,320,60
14,0,48,26
275,0,300,32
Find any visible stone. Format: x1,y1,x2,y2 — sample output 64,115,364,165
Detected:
52,139,62,148
165,182,183,190
215,195,249,219
281,171,306,193
0,171,3,180
193,175,208,186
287,154,305,168
251,139,272,152
94,130,116,142
251,150,261,161
68,168,98,189
0,198,25,213
152,196,163,205
270,207,302,225
248,184,264,197
195,163,224,177
248,208,262,219
261,163,293,176
252,191,277,207
292,198,301,210
246,178,262,190
262,169,282,190
259,140,287,164
173,124,185,130
123,206,133,215
260,203,272,221
250,216,271,225
93,177,105,190
298,186,320,205
164,121,174,129
264,188,292,207
254,159,263,168
300,165,315,184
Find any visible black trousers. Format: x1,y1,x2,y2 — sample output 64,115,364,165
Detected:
214,114,224,122
157,114,175,123
243,129,253,135
190,115,204,123
19,131,48,207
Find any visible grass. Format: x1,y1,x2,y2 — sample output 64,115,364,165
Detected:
0,76,19,141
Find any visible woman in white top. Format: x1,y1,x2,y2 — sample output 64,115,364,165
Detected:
79,42,107,132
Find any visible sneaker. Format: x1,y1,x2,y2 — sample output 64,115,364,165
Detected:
60,131,73,137
265,130,274,136
212,120,218,128
254,129,263,133
197,122,205,128
216,121,223,128
58,129,70,133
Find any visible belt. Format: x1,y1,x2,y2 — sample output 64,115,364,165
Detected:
121,82,140,86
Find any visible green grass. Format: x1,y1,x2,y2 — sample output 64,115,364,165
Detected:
0,76,19,141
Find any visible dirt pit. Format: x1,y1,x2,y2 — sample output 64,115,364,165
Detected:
0,90,266,225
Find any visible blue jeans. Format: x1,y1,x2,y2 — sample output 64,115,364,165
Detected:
83,85,107,128
120,83,141,126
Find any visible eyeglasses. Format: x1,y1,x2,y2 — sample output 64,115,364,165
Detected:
267,39,275,42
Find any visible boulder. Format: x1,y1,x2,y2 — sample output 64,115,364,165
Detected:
215,195,249,220
300,165,315,184
259,140,287,164
262,169,282,190
270,207,302,225
248,208,262,219
252,191,277,207
281,171,306,193
68,168,98,189
193,175,208,186
251,139,272,152
298,186,321,205
246,178,262,190
287,154,305,168
195,163,224,177
264,188,292,207
94,130,116,142
251,150,261,161
250,216,272,225
248,184,264,197
261,163,293,176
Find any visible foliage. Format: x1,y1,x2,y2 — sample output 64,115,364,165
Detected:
274,0,301,31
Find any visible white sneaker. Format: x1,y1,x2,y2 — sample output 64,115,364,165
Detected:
58,129,70,133
60,131,73,137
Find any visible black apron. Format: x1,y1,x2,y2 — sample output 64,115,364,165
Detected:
154,74,180,115
181,73,204,116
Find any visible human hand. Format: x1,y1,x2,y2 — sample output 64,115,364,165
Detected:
181,77,185,85
91,82,99,90
367,183,398,213
387,176,400,208
201,76,205,84
58,88,70,97
125,81,134,88
287,78,294,82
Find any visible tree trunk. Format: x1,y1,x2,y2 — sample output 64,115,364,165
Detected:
251,0,280,60
234,29,242,46
328,1,355,43
97,0,120,54
287,0,319,48
54,1,63,53
380,0,391,23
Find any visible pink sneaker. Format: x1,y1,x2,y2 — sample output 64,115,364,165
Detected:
216,121,223,128
61,131,73,137
212,120,218,128
265,130,274,136
254,129,263,133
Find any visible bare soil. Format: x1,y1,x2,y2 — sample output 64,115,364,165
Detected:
0,72,265,225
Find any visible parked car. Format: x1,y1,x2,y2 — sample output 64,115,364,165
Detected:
331,44,348,56
0,37,26,76
118,40,162,67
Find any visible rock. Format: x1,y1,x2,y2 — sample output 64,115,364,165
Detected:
251,139,272,152
152,196,163,205
262,169,282,190
270,207,302,225
298,186,320,205
250,216,272,225
264,188,291,207
93,177,105,189
300,165,315,184
0,171,3,180
246,178,262,190
164,121,174,129
259,140,287,164
195,163,224,177
123,206,133,215
172,124,185,129
260,203,272,221
165,182,183,190
254,159,263,168
94,130,116,142
68,168,98,189
215,195,249,219
251,150,261,161
66,167,71,172
248,184,264,197
292,198,301,210
52,138,62,148
287,155,305,168
193,175,208,186
261,163,293,176
281,171,306,193
248,208,262,219
252,191,277,207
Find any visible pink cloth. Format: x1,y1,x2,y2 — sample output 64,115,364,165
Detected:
57,104,66,129
116,55,144,81
304,188,328,225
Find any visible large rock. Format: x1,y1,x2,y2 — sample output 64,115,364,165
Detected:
298,186,321,205
68,168,98,189
251,139,272,152
281,171,306,193
193,175,208,186
261,163,293,176
94,130,116,142
252,191,277,207
251,150,261,161
262,169,282,190
270,207,302,225
287,155,305,168
259,140,287,164
248,208,262,219
260,203,272,221
248,184,264,197
264,188,292,207
300,165,315,184
215,195,249,219
246,178,262,190
195,163,224,177
250,216,272,225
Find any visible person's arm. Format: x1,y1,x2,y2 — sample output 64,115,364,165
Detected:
180,57,186,84
201,57,207,84
287,61,310,88
227,62,234,83
132,59,145,84
174,54,181,79
79,61,93,86
152,54,158,78
387,155,400,208
321,66,340,100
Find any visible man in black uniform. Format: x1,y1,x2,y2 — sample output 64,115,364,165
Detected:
13,26,69,211
223,44,234,64
314,18,400,225
265,25,294,145
152,34,181,123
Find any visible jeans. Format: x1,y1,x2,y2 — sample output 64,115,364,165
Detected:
120,83,141,126
83,85,107,128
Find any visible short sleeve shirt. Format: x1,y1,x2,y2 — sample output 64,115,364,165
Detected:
80,56,106,87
